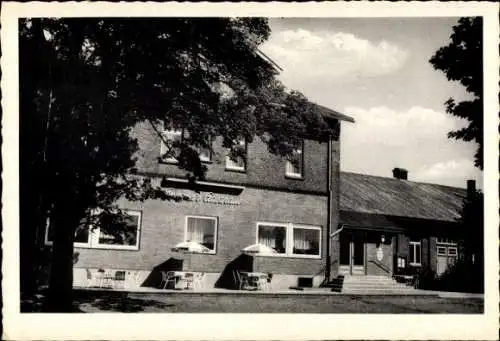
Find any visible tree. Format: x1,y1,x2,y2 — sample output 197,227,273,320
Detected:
429,17,483,169
20,18,334,311
457,188,484,265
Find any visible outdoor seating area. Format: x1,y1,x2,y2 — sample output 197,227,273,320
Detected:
86,269,128,289
160,271,205,290
233,270,272,291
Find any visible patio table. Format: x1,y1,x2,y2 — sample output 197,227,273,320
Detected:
240,271,269,291
96,270,115,288
170,271,197,290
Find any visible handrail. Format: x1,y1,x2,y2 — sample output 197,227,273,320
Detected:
368,259,392,274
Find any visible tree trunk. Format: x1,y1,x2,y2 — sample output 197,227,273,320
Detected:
43,208,79,312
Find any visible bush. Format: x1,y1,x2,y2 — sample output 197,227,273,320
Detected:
414,267,437,290
414,261,483,293
437,259,483,293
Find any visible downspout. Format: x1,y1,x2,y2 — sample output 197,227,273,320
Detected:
325,135,344,281
325,135,332,281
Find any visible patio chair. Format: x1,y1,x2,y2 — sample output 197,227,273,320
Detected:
113,270,127,289
183,272,195,290
160,271,177,289
233,270,250,290
192,272,205,290
86,269,94,288
258,273,273,291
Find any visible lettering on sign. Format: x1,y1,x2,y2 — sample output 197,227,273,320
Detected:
164,189,240,206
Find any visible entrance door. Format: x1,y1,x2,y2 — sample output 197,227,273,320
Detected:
339,233,365,275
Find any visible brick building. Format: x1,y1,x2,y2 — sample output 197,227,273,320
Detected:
337,170,474,279
47,106,474,290
62,105,357,289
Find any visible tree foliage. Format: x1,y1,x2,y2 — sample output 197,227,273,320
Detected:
429,17,483,169
20,18,335,311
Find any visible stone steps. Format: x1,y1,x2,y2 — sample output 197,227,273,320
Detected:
330,275,418,294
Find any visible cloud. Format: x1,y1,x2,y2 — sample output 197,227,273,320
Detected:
261,28,409,83
340,106,480,187
413,159,479,186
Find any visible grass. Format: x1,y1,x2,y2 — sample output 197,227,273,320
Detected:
68,290,483,313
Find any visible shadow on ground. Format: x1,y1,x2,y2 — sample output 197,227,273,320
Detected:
74,290,174,312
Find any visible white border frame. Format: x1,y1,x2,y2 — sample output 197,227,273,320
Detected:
184,215,218,254
2,3,498,341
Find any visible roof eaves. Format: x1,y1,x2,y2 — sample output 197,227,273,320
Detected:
313,103,355,123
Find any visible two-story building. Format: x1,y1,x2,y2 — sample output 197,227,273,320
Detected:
64,105,356,290
49,106,476,290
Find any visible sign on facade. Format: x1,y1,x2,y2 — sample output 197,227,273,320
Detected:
164,189,240,206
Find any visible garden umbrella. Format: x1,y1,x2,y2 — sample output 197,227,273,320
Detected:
241,243,277,255
172,241,211,270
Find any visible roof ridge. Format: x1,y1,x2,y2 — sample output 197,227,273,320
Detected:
340,170,467,191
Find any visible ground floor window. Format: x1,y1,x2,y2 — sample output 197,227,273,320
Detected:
256,222,321,258
409,240,421,266
45,210,142,250
185,215,218,253
97,211,142,249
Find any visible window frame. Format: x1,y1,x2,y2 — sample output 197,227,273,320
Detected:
160,128,213,164
255,222,289,256
285,140,304,179
44,210,142,251
160,129,183,164
198,137,213,163
291,224,322,258
94,210,142,251
225,138,247,172
184,215,218,254
255,221,321,259
409,240,422,266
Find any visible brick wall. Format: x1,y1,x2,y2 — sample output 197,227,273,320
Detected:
130,121,333,194
74,186,328,276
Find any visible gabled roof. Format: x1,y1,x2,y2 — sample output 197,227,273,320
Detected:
314,103,355,123
339,172,467,222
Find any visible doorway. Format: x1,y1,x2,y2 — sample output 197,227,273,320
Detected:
339,233,365,275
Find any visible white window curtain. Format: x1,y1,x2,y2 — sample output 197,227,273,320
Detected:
187,217,212,243
258,228,276,248
293,228,312,250
258,225,286,253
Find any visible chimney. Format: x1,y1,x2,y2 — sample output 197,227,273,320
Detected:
467,179,476,198
392,167,408,180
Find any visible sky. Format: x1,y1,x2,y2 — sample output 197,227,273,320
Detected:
260,18,483,189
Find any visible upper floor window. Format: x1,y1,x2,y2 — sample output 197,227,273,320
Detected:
160,129,212,163
285,141,304,179
199,140,212,162
409,239,421,266
256,222,321,258
437,238,457,245
160,129,183,163
185,215,218,254
45,210,142,251
225,139,247,172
